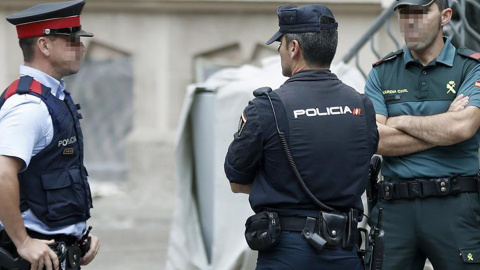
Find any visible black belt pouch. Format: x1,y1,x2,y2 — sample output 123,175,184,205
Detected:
319,212,347,249
244,211,281,251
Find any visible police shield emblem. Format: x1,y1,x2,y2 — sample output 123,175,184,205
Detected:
237,112,247,136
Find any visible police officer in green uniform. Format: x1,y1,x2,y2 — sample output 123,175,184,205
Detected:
365,0,480,269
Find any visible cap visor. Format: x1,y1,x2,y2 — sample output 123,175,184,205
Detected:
393,0,435,10
76,29,94,37
393,3,411,10
265,31,283,45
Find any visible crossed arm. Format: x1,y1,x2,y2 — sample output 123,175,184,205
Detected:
375,115,435,156
377,95,480,156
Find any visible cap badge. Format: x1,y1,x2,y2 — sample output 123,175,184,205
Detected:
282,10,296,24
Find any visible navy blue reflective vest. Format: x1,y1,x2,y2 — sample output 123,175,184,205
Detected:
0,76,92,228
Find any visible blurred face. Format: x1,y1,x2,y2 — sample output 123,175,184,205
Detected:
49,34,86,78
398,3,443,52
278,35,293,77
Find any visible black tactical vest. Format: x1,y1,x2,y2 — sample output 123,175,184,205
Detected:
0,76,92,228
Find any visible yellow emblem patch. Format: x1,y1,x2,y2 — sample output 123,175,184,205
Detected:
63,148,75,155
382,89,408,95
468,253,474,261
446,81,456,94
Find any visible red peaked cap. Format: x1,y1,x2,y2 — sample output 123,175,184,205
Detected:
6,0,93,39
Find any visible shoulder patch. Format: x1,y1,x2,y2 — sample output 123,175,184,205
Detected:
457,47,480,62
237,112,247,136
373,50,403,67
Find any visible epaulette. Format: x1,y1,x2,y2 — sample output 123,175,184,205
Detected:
457,47,480,62
372,49,403,67
253,87,272,97
0,76,51,109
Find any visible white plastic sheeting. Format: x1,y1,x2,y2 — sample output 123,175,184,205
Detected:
165,56,366,270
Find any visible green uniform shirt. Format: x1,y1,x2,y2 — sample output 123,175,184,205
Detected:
365,38,480,178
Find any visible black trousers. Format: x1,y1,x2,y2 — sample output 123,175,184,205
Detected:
256,231,364,270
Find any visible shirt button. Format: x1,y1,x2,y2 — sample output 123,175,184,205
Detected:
423,71,427,75
422,82,426,86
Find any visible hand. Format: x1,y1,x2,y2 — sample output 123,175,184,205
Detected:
16,237,59,270
80,234,100,266
448,94,469,112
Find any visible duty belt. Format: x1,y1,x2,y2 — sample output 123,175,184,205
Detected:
280,216,313,232
0,228,91,270
378,176,478,200
279,210,360,251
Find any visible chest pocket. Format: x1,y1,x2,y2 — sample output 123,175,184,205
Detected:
379,65,462,109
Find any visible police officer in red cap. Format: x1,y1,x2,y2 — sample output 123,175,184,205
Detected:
0,1,99,270
225,4,378,270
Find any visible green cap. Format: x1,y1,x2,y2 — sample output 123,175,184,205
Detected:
393,0,436,10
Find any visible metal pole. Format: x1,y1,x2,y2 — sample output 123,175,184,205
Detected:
341,2,396,64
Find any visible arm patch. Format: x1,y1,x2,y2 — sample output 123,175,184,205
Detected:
237,112,247,136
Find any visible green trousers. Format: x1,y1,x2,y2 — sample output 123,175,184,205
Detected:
368,192,480,270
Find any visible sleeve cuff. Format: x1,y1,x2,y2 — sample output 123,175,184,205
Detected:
224,159,255,185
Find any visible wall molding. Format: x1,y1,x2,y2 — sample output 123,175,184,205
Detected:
0,0,382,14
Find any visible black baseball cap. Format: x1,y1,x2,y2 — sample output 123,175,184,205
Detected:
266,4,338,45
6,0,93,39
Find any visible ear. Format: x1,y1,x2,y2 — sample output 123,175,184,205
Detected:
440,8,452,27
290,39,301,59
36,37,52,57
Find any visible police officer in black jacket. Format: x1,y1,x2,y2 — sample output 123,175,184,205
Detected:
224,4,379,270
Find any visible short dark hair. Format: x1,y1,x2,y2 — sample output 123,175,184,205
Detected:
19,37,39,62
284,16,338,67
19,35,57,62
